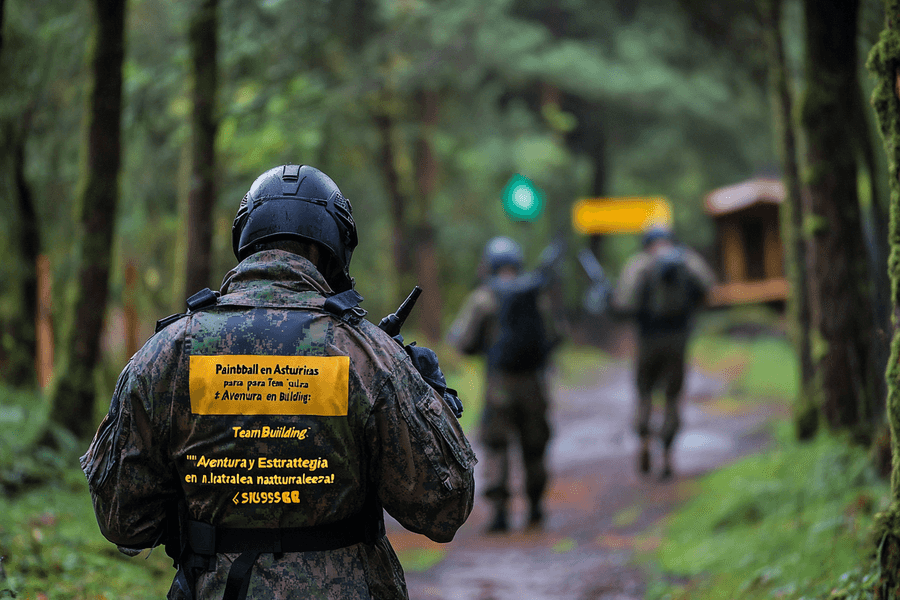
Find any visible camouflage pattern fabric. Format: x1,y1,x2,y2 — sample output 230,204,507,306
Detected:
612,245,715,447
81,250,476,599
612,246,715,328
447,282,556,505
479,370,551,503
634,329,690,448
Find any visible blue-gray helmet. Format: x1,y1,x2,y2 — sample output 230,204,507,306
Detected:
232,165,358,291
483,236,524,274
641,225,674,249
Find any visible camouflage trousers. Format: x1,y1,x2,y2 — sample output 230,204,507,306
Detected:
479,369,552,507
634,330,690,449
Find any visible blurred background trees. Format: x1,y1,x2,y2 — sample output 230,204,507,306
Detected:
0,0,892,453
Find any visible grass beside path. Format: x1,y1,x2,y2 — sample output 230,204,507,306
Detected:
0,328,889,599
642,422,887,600
0,385,174,599
642,328,887,600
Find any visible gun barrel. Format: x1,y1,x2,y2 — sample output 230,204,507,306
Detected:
378,286,423,337
394,286,423,323
577,249,606,283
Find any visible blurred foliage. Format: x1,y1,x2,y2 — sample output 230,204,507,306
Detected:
0,0,786,400
644,421,889,600
690,307,799,402
0,384,173,599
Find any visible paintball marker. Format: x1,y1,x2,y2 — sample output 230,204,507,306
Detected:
378,286,463,419
577,248,613,315
534,233,567,286
378,285,423,338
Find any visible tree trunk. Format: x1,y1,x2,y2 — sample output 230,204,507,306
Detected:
867,2,900,594
47,0,126,440
854,77,892,425
413,89,443,344
800,0,877,433
0,0,5,54
759,0,817,439
374,111,414,281
184,0,218,296
564,95,607,260
0,123,40,388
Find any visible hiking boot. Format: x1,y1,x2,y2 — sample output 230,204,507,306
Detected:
484,507,509,534
527,502,545,530
659,450,674,481
638,442,651,475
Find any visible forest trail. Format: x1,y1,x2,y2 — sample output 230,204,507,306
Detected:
387,353,781,600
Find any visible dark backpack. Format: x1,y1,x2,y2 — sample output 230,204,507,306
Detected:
640,247,699,322
487,274,554,372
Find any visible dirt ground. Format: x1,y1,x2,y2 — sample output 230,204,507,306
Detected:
386,352,780,600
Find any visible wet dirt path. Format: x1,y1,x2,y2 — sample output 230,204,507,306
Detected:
388,358,780,600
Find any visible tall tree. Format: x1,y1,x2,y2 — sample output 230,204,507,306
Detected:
868,1,900,592
184,0,219,296
413,89,444,343
759,0,817,439
0,119,39,388
48,0,126,439
374,109,415,286
854,70,893,428
11,123,39,388
800,0,879,433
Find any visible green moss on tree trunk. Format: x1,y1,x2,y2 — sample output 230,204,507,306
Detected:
759,0,819,440
867,4,900,595
801,0,879,435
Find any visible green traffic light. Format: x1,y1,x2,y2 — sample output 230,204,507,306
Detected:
502,174,544,221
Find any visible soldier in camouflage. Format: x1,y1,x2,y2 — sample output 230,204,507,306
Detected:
612,226,715,480
447,237,562,534
81,165,476,600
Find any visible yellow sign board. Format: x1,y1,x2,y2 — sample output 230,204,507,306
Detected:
572,197,672,234
189,355,349,416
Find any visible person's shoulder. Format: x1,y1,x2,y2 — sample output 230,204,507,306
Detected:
681,245,707,261
622,251,654,275
339,317,408,370
125,314,191,376
472,283,498,304
679,245,711,269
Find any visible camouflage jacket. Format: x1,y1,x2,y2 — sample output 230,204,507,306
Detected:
81,250,476,599
446,276,564,370
612,245,715,336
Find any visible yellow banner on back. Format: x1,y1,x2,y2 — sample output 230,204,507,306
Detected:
189,355,349,416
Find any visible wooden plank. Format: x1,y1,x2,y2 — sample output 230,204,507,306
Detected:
707,277,789,306
763,220,783,279
721,221,746,283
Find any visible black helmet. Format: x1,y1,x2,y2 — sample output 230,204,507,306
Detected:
483,236,523,274
232,165,358,291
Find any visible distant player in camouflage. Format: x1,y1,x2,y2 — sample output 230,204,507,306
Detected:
612,226,715,480
448,236,563,534
81,165,476,600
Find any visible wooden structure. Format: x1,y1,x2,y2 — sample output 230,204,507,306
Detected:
704,178,788,306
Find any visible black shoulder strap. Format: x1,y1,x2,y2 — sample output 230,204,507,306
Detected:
155,313,186,333
186,287,219,312
323,289,367,325
155,287,220,333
